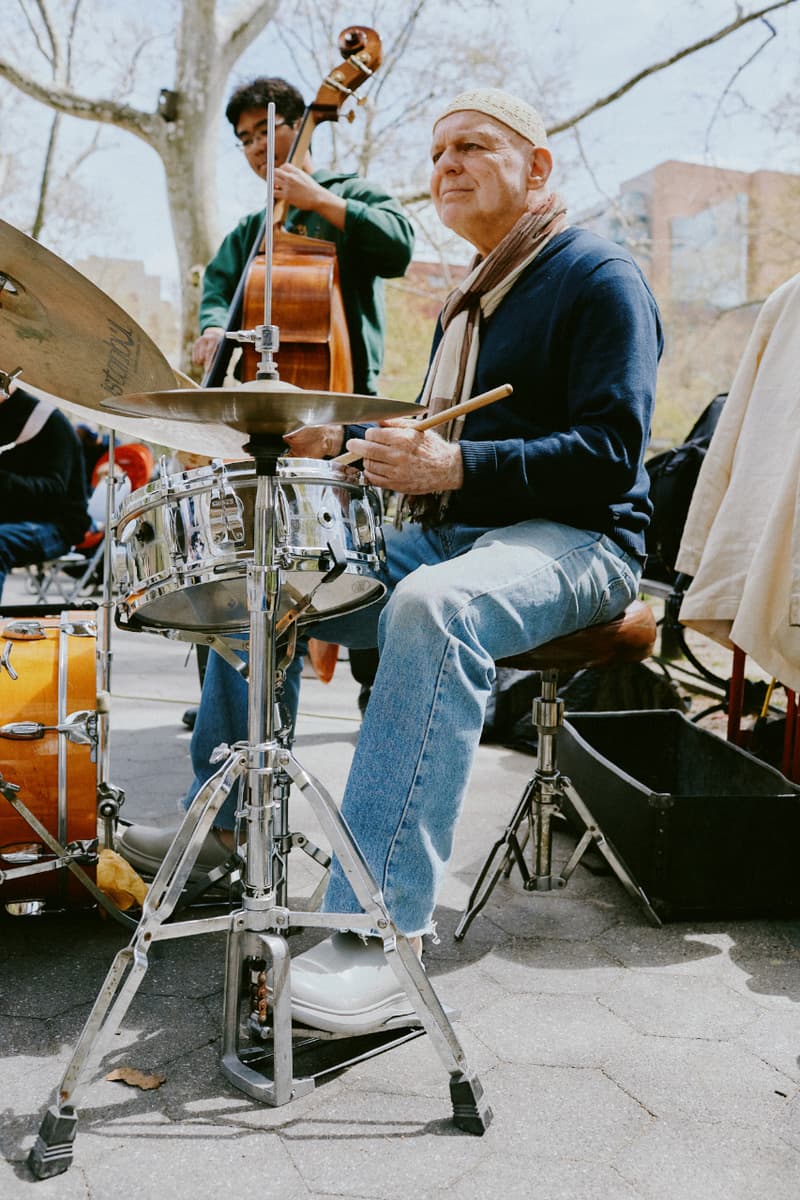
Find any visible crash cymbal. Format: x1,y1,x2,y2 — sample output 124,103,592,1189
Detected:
0,218,177,409
17,377,250,460
101,378,421,435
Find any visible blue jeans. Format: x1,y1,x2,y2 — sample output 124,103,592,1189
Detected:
186,518,641,936
0,521,70,602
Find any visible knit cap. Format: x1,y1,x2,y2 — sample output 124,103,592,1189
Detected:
434,88,548,147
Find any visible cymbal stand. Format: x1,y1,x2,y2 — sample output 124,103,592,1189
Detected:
95,428,125,848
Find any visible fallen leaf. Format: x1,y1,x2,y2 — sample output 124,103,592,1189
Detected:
105,1066,166,1091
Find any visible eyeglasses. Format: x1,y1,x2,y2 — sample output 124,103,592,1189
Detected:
236,118,290,150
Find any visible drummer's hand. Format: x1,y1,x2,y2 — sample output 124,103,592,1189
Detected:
345,420,464,493
192,327,224,369
283,423,344,459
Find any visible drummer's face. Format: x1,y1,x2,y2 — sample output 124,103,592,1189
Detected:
235,107,296,179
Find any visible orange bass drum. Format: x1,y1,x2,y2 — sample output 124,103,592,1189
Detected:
0,611,98,913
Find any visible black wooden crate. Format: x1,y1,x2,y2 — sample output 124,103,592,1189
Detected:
558,710,800,921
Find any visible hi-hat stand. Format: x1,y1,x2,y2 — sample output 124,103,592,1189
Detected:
27,105,490,1177
28,427,491,1180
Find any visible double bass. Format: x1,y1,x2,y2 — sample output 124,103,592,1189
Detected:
202,26,383,392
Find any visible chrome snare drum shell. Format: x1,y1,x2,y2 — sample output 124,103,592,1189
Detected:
113,458,385,636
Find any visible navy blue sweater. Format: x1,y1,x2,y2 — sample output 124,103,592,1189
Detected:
428,227,662,561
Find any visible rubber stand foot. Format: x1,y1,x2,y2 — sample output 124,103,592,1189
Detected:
27,1105,77,1180
450,1072,493,1134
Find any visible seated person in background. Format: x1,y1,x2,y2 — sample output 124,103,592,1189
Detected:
0,379,90,603
120,88,662,1033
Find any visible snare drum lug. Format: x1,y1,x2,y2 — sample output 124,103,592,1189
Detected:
0,639,17,680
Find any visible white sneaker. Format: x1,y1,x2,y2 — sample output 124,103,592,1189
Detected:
287,932,420,1035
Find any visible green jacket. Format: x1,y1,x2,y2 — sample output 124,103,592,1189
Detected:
199,170,414,394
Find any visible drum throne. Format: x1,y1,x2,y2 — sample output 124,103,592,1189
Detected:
455,599,662,939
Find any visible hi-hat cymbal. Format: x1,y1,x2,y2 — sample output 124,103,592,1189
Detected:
101,378,421,435
0,219,177,408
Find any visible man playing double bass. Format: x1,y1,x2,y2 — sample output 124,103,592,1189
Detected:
117,76,413,881
191,75,414,394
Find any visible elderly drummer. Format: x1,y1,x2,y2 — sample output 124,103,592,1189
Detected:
121,88,662,1031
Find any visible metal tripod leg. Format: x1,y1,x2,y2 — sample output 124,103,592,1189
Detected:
28,750,248,1179
275,751,492,1134
455,668,662,941
453,777,537,940
558,776,661,926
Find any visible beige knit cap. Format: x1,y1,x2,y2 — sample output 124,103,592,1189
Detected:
434,88,548,147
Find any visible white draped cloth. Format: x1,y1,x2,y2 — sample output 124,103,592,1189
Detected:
676,270,800,691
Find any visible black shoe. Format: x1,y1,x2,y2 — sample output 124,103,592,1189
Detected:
115,819,236,882
182,706,198,730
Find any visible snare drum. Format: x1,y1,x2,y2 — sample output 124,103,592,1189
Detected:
0,611,98,912
112,459,385,636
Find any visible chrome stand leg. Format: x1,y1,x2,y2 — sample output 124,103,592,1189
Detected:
28,751,248,1179
30,436,492,1179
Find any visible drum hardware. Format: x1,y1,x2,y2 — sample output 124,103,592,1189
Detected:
5,900,46,917
29,432,491,1179
63,621,96,638
3,619,47,639
0,773,134,927
96,781,125,851
0,640,17,679
0,709,97,750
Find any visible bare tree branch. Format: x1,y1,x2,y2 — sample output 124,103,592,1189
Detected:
17,0,55,66
704,17,777,153
219,0,279,71
63,123,104,179
31,112,61,238
30,0,85,240
64,0,82,78
547,0,799,136
0,58,162,144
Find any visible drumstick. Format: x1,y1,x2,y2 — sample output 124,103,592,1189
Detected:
332,383,513,467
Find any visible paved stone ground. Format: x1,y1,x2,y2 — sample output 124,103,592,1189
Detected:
2,570,799,1199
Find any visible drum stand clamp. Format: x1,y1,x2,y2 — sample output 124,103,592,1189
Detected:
28,432,491,1181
